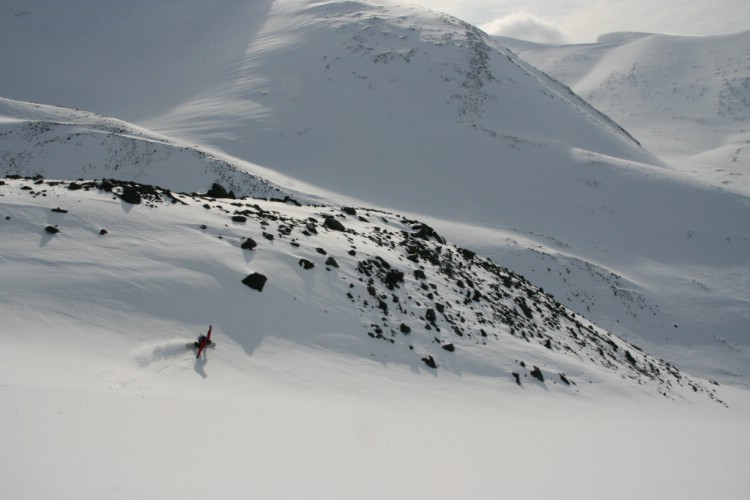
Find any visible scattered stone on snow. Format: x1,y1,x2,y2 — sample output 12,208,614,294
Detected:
242,273,267,292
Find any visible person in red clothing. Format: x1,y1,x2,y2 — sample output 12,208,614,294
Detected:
196,325,212,359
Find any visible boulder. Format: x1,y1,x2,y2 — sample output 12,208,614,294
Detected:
421,355,437,369
241,237,257,250
242,273,267,292
323,217,346,232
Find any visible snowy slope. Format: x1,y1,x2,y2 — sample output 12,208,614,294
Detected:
1,0,749,387
514,30,750,195
2,176,748,499
0,98,301,200
3,176,717,399
1,2,750,496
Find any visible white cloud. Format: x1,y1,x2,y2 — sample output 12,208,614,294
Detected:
413,0,750,43
479,12,569,44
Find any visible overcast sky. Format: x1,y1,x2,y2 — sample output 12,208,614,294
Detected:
413,0,750,44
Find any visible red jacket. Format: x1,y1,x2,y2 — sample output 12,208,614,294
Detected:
196,326,212,357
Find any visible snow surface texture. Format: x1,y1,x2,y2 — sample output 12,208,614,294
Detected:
1,177,748,499
1,0,748,387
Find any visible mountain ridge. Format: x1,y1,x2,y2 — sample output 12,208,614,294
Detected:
0,174,726,405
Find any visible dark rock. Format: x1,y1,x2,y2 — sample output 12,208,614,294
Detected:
421,355,437,369
44,225,59,234
323,217,346,232
232,215,247,223
414,269,426,280
441,343,455,352
559,374,571,385
512,373,521,385
377,298,388,312
120,186,141,205
516,298,534,319
263,232,274,241
384,269,404,290
530,366,544,382
316,247,327,255
625,350,637,365
412,223,445,243
425,308,437,323
459,248,476,260
241,237,257,250
242,273,267,292
51,207,68,214
299,258,315,270
99,229,108,235
342,207,357,216
325,256,339,268
206,182,236,199
400,323,411,334
68,182,83,191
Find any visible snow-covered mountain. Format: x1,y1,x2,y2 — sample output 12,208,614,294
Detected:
2,0,749,388
2,2,750,497
2,175,720,401
510,30,750,195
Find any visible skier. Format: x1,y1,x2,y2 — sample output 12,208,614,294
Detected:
196,325,212,359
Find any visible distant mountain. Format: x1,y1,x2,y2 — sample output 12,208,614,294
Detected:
511,30,750,195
